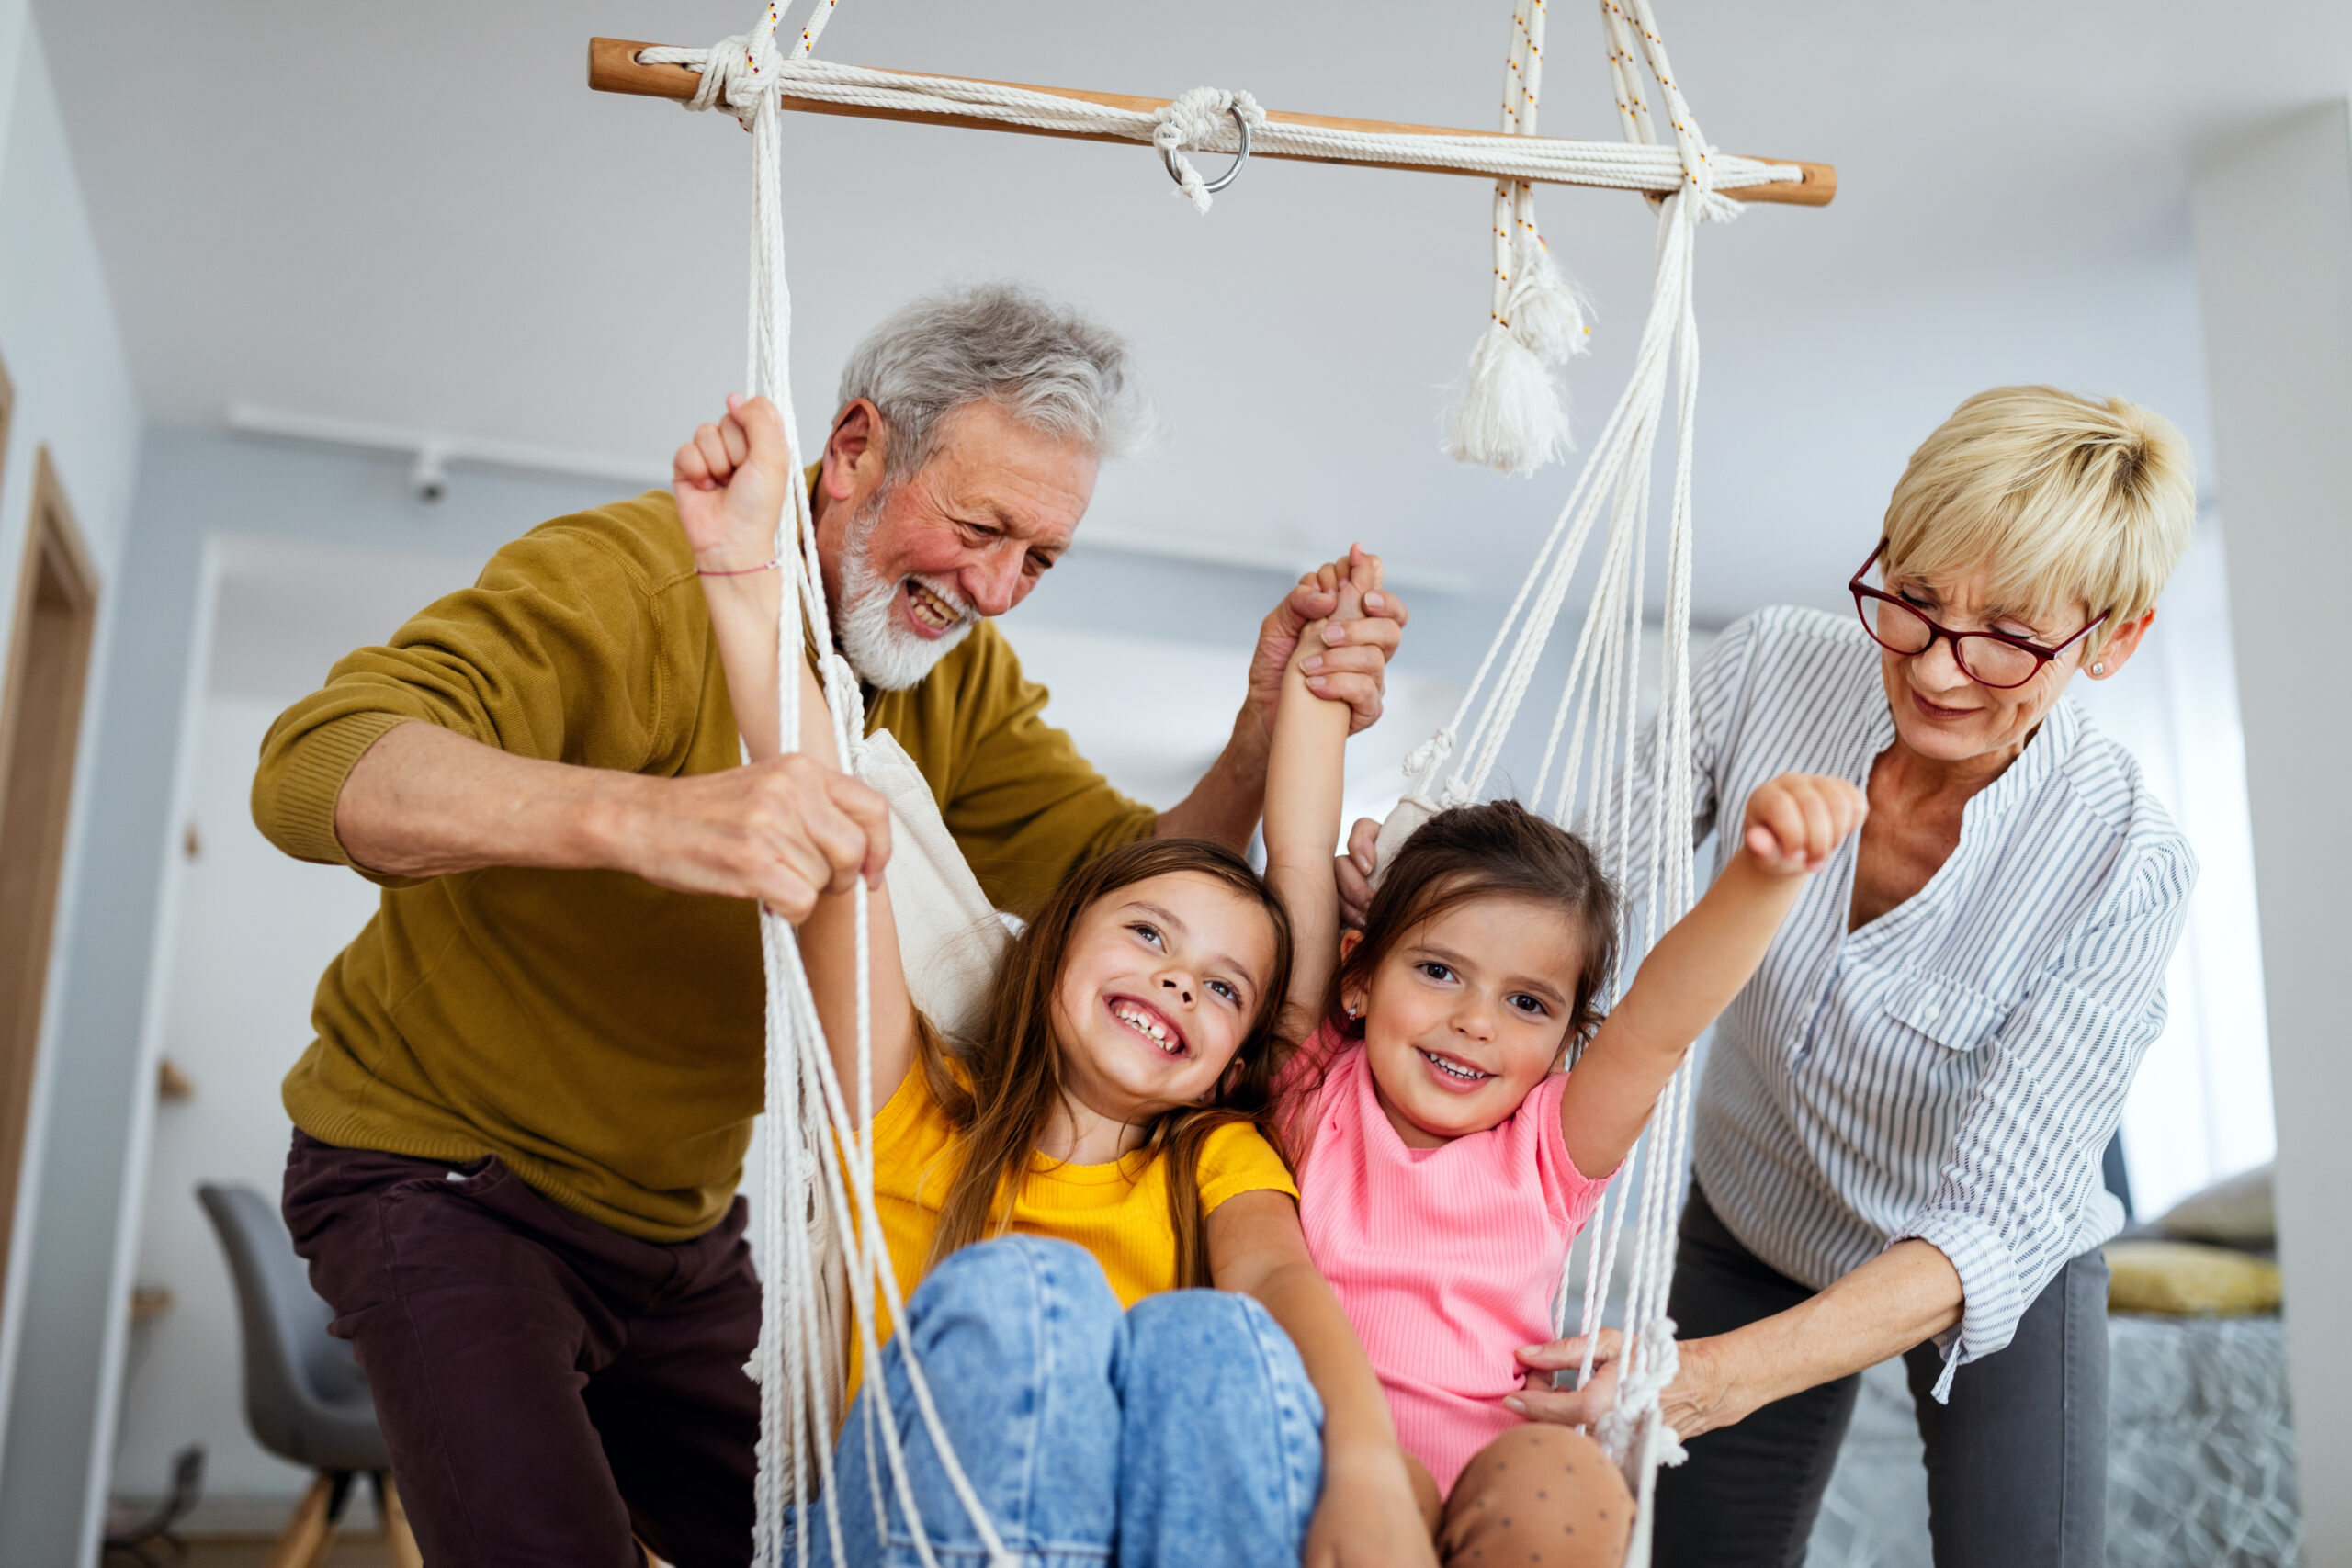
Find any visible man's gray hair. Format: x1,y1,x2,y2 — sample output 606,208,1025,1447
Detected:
837,283,1150,480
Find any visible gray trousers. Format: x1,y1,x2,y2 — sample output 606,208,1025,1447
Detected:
1653,1185,2109,1568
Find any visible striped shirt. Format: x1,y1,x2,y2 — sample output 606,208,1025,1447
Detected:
1597,606,2194,1396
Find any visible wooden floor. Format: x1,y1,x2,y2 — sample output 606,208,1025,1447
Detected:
169,1534,400,1568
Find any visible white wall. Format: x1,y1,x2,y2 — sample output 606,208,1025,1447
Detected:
111,693,383,1515
2191,99,2352,1559
0,0,146,1551
2070,523,2275,1217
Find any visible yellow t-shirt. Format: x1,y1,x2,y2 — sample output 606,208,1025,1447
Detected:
851,1058,1297,1391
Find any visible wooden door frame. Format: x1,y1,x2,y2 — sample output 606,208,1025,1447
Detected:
0,445,102,1302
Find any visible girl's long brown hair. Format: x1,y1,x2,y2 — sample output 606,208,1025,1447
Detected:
915,838,1294,1288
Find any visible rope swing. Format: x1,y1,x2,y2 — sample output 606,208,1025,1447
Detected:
590,6,1833,1563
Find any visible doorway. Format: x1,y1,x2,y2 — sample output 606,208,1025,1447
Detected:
0,445,102,1300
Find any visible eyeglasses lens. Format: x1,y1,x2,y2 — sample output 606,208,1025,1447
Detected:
1956,638,2038,688
1862,595,1932,653
1860,595,2040,687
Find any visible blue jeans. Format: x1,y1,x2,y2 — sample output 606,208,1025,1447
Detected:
797,1236,1324,1567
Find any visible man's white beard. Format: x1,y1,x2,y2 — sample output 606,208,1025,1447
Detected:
834,490,978,691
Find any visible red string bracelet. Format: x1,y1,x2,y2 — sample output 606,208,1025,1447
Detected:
695,557,782,576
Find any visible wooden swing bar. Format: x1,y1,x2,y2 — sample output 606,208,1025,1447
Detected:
586,39,1837,207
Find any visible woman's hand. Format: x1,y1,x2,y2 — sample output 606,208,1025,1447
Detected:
1505,1328,1747,1443
1305,1447,1441,1568
1739,773,1868,875
673,393,797,573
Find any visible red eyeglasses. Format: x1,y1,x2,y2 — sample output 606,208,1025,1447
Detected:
1849,541,2106,691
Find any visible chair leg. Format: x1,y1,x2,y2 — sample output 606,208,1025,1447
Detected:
265,1472,345,1568
376,1472,424,1568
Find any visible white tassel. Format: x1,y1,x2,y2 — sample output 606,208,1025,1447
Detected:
1506,233,1593,365
1442,321,1571,477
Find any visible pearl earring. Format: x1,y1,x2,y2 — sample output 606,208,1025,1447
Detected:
2091,661,2105,675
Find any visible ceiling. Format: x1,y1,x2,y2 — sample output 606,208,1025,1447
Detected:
34,1,2352,620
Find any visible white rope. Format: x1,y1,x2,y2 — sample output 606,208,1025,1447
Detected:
670,6,1014,1563
633,45,1802,207
1442,0,1595,476
1397,3,1731,1559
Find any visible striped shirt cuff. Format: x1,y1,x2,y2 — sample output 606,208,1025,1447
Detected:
1890,1208,2023,1403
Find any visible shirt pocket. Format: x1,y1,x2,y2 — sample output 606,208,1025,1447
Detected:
1882,972,2007,1052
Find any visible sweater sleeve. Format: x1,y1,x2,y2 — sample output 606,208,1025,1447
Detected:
250,499,686,876
941,629,1158,917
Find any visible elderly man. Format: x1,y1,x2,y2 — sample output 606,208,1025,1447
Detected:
252,285,1407,1568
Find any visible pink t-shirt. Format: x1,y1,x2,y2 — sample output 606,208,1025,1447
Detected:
1279,1024,1611,1493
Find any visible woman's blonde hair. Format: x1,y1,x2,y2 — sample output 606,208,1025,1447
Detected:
1882,386,2195,654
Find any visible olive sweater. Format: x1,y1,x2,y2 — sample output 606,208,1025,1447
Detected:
253,490,1157,1241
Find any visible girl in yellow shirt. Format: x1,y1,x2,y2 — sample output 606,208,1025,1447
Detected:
684,396,1433,1568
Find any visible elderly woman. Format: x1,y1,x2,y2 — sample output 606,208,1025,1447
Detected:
1500,386,2198,1568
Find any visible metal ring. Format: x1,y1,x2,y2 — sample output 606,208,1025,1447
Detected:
1161,106,1252,196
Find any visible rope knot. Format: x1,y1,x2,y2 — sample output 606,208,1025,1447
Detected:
1595,1314,1686,1466
645,27,782,131
1690,179,1744,226
1150,87,1264,213
1401,728,1455,782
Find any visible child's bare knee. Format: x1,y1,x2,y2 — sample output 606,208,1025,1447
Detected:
1435,1424,1633,1568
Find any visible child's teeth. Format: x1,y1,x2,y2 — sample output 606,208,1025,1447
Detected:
1114,1005,1177,1051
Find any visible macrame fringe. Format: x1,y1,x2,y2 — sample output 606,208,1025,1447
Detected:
1506,233,1593,364
1442,321,1572,477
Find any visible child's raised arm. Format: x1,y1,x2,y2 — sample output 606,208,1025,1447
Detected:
1262,546,1382,1043
1557,773,1866,1177
675,395,922,1111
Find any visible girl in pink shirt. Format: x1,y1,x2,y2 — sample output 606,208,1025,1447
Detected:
1265,550,1864,1565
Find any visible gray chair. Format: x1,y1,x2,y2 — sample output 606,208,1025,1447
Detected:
196,1181,420,1568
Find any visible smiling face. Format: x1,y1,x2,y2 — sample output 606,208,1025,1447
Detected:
1347,896,1589,1149
1048,870,1280,1138
1874,559,2099,768
819,399,1096,689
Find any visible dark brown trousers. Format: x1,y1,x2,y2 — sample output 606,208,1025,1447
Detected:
281,1131,761,1568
